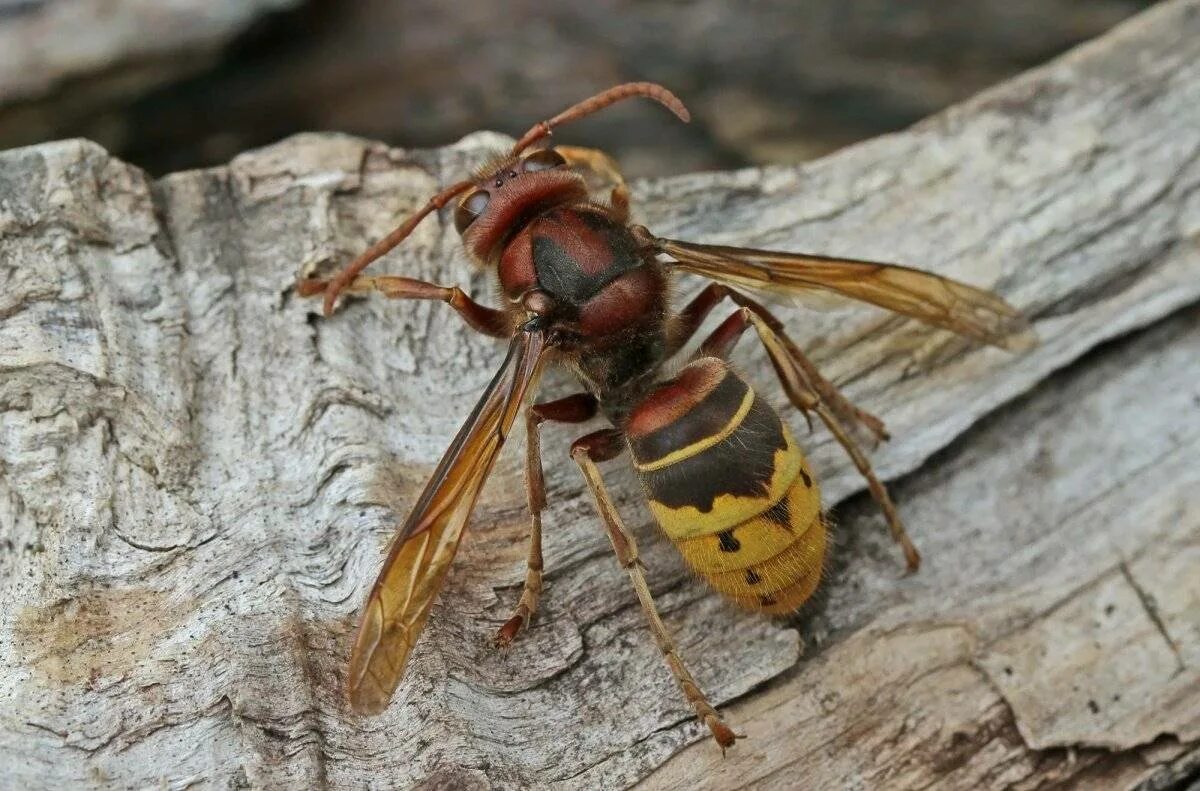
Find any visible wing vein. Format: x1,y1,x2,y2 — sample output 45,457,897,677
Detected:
656,237,1036,350
345,326,549,714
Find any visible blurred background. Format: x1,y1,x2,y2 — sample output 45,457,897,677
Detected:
0,0,1157,178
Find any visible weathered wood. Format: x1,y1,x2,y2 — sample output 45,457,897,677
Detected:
1,1,1198,788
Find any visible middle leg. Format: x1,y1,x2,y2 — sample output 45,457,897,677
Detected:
571,429,739,751
495,392,599,647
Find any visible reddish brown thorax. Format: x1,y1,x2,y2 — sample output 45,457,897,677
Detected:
500,206,665,338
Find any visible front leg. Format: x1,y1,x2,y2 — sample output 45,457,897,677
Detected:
554,145,631,222
298,274,511,338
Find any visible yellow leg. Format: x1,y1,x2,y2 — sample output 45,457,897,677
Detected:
554,145,630,221
570,429,739,752
494,407,545,647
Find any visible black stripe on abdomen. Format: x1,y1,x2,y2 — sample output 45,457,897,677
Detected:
638,393,787,513
629,372,748,465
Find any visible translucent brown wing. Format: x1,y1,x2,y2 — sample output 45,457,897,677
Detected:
347,325,548,714
652,235,1037,351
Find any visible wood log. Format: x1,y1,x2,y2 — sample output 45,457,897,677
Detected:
1,1,1198,788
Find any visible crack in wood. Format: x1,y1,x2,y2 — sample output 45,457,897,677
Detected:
1119,559,1188,676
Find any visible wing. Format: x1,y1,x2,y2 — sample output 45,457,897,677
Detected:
652,235,1037,351
347,325,548,714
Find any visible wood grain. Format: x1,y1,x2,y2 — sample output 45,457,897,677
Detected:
1,1,1198,788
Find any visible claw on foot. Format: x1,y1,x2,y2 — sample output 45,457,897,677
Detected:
859,410,890,444
708,715,738,755
494,614,525,648
296,278,329,297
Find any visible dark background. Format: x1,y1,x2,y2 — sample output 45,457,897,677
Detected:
0,0,1157,177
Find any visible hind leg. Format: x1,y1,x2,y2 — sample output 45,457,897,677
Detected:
667,284,888,443
699,305,920,572
571,429,739,752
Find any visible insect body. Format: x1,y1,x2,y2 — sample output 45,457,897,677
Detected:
299,83,1035,750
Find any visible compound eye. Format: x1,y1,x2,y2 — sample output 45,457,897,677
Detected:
454,189,490,234
521,148,567,173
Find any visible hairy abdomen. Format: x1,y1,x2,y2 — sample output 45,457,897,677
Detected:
626,358,826,615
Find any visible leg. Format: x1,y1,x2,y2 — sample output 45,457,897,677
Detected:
701,306,920,571
495,393,599,646
669,283,888,443
298,274,511,339
554,145,630,221
571,429,739,752
666,282,730,357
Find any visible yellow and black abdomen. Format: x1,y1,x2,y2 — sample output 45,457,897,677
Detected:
626,358,827,615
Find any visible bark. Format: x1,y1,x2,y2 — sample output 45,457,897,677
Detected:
1,1,1199,788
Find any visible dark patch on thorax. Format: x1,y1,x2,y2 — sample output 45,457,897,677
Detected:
639,394,789,513
530,207,642,304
